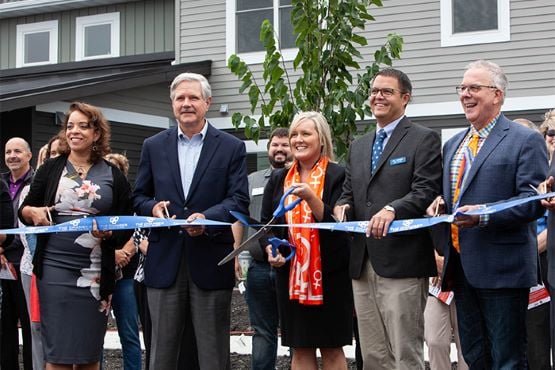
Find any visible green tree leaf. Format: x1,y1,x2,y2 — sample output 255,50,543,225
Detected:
227,0,404,161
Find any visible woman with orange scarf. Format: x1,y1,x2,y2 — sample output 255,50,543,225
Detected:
260,111,353,369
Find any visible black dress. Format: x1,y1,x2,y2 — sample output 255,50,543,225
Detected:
260,162,353,347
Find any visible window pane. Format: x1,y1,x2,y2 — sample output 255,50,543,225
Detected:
24,32,49,64
237,0,272,11
279,6,295,49
280,0,292,5
453,0,498,33
237,9,272,53
84,24,111,57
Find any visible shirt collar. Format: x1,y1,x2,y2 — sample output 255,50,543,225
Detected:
376,115,405,138
470,114,499,139
9,168,31,184
178,120,208,142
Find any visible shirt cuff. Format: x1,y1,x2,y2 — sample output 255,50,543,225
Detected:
478,205,489,227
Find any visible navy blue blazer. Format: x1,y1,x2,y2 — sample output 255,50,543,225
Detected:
441,114,548,290
133,123,249,289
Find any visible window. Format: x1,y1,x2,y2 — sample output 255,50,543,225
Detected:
16,20,58,67
226,0,295,64
440,0,510,47
75,12,120,61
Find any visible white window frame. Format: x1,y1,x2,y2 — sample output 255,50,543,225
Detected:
16,20,58,67
440,0,510,47
75,12,120,61
226,0,296,64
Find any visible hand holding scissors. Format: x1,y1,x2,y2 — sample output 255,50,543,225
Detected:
218,187,302,266
533,178,555,210
23,205,54,226
265,237,296,268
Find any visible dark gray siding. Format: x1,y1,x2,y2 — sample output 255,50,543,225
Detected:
0,0,174,69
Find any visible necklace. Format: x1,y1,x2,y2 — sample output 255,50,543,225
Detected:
69,160,92,178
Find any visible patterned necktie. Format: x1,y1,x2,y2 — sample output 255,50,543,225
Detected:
371,129,387,174
451,133,480,252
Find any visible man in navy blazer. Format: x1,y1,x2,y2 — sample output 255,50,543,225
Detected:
429,60,548,368
133,72,249,370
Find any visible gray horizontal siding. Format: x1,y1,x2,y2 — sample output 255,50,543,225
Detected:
358,0,555,104
0,0,174,69
176,0,554,124
79,83,174,118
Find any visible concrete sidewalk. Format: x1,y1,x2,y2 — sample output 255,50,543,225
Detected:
102,330,460,362
21,328,461,361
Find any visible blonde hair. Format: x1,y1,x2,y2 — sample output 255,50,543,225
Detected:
36,144,49,169
105,153,129,177
289,111,335,161
539,109,555,136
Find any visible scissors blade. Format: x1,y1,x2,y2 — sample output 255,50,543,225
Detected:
230,211,265,231
218,217,276,266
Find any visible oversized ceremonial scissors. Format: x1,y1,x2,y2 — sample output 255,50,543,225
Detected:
267,237,296,262
217,186,301,266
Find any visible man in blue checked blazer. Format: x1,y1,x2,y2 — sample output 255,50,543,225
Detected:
430,60,548,369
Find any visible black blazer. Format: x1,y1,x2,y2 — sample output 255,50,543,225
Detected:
259,162,350,275
337,117,442,279
19,155,133,300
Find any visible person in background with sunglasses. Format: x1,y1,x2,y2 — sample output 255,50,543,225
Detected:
514,117,551,370
540,110,555,162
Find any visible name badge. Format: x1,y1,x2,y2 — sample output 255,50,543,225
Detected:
252,187,264,196
389,157,407,166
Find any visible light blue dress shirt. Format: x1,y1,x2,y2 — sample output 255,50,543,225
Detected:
375,114,404,149
177,122,208,199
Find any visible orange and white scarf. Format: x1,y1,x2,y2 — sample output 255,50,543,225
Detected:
284,157,328,305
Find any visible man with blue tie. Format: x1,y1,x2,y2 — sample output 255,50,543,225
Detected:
334,68,442,369
133,72,249,370
429,60,548,368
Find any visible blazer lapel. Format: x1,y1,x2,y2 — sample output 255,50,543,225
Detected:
443,129,468,211
165,128,186,203
371,117,409,179
459,118,509,198
359,133,373,186
185,123,221,203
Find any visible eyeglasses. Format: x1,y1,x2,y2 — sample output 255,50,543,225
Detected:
455,84,497,95
546,129,555,137
369,88,405,97
66,122,93,131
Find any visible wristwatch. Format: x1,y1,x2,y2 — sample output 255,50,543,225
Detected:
383,205,395,213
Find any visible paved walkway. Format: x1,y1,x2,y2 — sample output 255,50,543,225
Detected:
21,328,461,361
102,330,460,361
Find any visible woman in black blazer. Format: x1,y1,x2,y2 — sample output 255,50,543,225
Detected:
260,111,353,370
19,102,132,369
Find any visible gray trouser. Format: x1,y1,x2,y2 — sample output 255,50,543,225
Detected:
147,254,233,370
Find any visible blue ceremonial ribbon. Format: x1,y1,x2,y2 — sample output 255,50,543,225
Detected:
0,216,231,235
3,191,554,235
455,192,555,216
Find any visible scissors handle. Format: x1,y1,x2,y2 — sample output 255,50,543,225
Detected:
273,187,302,218
268,237,296,262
